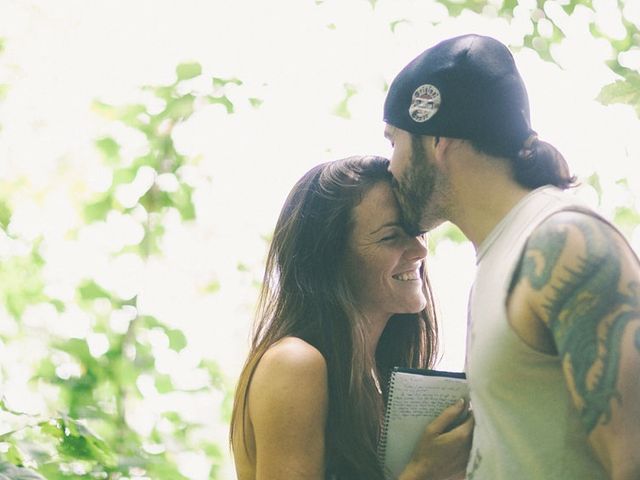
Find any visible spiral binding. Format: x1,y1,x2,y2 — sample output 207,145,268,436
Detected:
377,368,399,478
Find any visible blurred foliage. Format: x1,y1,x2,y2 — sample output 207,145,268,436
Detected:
428,223,467,255
0,38,7,130
0,62,241,478
0,461,45,480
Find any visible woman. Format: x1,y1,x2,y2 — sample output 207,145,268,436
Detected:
230,156,472,480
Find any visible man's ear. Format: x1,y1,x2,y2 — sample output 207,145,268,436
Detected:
431,136,455,162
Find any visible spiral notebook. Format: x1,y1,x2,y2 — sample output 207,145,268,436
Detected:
378,368,468,480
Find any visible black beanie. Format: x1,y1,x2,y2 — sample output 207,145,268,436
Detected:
384,34,532,152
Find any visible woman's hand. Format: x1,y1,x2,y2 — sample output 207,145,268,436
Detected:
398,399,474,480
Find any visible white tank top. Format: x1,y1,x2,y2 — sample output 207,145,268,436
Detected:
465,186,607,479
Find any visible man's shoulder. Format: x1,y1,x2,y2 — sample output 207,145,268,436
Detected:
530,207,628,260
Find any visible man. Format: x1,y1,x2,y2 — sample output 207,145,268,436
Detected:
383,34,640,480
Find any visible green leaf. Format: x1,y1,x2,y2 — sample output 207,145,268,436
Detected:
562,0,593,15
442,224,467,244
35,358,56,380
249,97,263,108
146,82,171,97
0,462,45,480
0,199,11,228
139,188,165,215
77,280,113,302
139,315,162,329
614,206,640,232
95,137,120,160
200,359,225,389
175,62,202,81
111,355,140,387
498,0,518,16
0,248,47,319
333,83,357,119
112,166,138,186
162,411,182,424
55,417,116,466
167,329,187,352
220,386,234,422
436,0,487,16
523,22,565,65
390,19,408,33
39,419,64,440
170,185,196,220
207,95,235,114
155,374,174,393
55,338,93,365
202,279,220,294
49,299,65,312
144,460,191,480
132,153,160,170
585,172,603,205
93,101,148,128
83,194,114,222
212,77,243,88
597,74,640,118
5,443,24,466
201,441,223,460
428,222,468,254
163,94,195,121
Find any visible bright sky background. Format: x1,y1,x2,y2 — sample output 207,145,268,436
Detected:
1,0,639,477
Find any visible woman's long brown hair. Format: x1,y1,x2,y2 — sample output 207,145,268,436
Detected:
230,156,438,479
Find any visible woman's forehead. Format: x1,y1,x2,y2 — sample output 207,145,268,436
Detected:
351,182,400,235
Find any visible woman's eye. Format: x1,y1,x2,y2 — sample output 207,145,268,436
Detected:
381,231,403,242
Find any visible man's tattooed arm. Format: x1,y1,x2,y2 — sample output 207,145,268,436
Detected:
514,210,640,479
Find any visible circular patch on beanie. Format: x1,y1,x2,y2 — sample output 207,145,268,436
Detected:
409,84,441,123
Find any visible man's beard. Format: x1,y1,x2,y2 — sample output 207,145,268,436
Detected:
391,136,441,236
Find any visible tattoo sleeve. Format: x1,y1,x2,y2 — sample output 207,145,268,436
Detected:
515,212,640,433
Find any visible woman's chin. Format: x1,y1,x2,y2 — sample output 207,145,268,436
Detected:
396,296,428,314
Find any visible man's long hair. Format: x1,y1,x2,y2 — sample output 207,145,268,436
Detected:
470,134,576,190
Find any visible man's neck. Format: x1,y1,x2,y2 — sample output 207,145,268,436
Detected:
447,171,532,249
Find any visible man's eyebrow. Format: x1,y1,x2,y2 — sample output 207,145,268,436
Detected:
369,221,400,235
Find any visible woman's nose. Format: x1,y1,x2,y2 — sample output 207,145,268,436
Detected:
406,235,428,260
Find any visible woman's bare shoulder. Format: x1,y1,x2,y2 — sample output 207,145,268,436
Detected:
253,336,327,384
242,337,329,478
249,336,328,410
248,336,329,450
